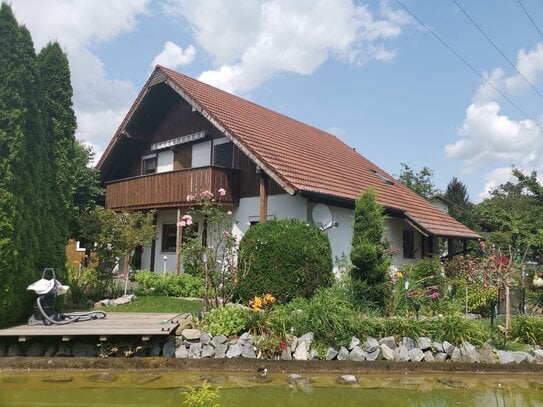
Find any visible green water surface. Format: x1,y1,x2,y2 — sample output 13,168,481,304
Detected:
1,370,542,406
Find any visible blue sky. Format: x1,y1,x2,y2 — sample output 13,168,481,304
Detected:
7,0,543,201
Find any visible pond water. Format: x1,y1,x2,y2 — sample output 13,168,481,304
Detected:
1,369,542,406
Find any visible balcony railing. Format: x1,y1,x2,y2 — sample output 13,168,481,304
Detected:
105,166,240,210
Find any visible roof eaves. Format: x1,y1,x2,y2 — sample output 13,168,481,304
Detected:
161,71,297,196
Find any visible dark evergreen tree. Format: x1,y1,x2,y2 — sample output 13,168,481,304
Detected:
37,42,77,270
350,189,391,309
0,3,45,325
444,177,476,229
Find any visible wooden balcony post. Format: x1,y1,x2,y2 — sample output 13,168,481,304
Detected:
259,171,268,223
176,208,183,275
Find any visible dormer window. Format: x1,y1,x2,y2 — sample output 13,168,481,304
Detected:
142,154,157,175
370,168,394,186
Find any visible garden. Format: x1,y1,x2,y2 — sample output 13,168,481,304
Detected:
56,189,543,362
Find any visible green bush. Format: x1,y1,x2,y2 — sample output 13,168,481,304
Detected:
203,304,251,336
269,287,360,346
236,219,333,303
134,271,204,297
511,315,543,345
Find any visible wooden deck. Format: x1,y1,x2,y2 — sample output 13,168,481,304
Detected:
0,312,183,342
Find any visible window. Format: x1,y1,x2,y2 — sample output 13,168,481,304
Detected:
161,223,199,252
142,155,157,174
162,224,177,252
213,141,233,167
403,230,415,259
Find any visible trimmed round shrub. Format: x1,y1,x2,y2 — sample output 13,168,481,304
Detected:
236,219,333,303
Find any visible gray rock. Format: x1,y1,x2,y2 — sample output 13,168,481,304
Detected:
281,347,292,360
200,333,213,345
298,332,314,347
26,342,46,357
212,335,227,347
226,343,242,358
363,337,379,353
450,347,462,362
215,343,228,359
476,343,496,364
394,345,410,362
112,297,130,306
293,342,309,360
380,344,395,361
379,336,397,350
8,344,23,357
88,372,116,383
435,352,448,362
417,337,432,350
337,374,358,384
325,347,338,361
162,341,176,358
188,343,202,358
201,344,215,358
55,344,71,357
242,344,257,359
424,350,435,362
238,332,254,345
442,341,456,356
182,328,202,341
512,351,532,364
497,350,515,364
409,348,425,362
175,345,189,358
337,346,350,361
289,337,298,354
44,345,57,357
309,349,320,360
460,342,479,363
432,341,444,353
287,373,312,386
348,336,360,350
349,346,366,361
402,337,416,350
366,347,381,361
150,338,161,356
131,373,161,385
72,342,96,357
533,349,543,363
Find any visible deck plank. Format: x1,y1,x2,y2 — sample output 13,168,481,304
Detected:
0,313,182,338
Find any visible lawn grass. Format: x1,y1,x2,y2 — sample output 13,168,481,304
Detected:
100,295,203,313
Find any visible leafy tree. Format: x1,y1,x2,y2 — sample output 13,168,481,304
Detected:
398,163,437,199
476,169,543,261
350,188,391,309
444,177,476,229
79,208,156,298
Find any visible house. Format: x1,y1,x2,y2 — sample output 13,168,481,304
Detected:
97,66,480,273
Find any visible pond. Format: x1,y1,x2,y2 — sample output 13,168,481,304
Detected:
1,369,542,406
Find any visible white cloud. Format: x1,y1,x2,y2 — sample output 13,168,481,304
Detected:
165,0,410,93
151,41,196,69
478,167,517,201
8,0,150,160
473,68,504,104
505,42,543,93
445,102,541,169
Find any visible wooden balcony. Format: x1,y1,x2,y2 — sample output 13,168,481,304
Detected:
105,166,240,210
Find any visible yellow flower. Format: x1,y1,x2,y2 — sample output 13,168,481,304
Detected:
263,293,276,304
396,272,403,278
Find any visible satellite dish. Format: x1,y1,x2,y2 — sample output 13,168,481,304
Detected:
312,204,332,229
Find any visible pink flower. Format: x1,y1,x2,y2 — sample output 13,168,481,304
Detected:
186,194,195,202
179,221,186,227
201,190,213,199
218,188,226,196
430,292,440,299
182,214,193,225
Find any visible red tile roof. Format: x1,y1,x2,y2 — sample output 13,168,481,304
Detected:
99,66,480,239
